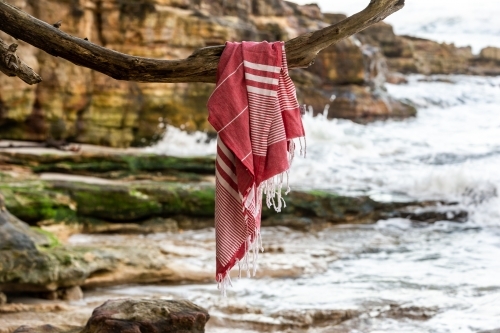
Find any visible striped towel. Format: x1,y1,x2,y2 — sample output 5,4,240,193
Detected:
207,41,305,294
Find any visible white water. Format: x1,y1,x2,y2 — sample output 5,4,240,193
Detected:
140,3,500,330
144,75,500,332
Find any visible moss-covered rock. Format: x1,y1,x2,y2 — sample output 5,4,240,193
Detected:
0,152,215,181
268,190,379,223
0,197,56,250
0,180,76,224
0,246,118,293
2,174,466,230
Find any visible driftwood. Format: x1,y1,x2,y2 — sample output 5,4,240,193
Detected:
0,37,41,84
0,0,404,84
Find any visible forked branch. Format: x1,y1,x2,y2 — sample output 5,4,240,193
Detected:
0,0,404,84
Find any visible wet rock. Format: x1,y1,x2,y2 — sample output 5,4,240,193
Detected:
380,304,437,320
82,217,179,234
81,299,209,333
12,324,82,333
262,215,315,231
386,72,408,85
478,329,500,333
3,165,462,230
0,194,55,249
212,307,357,331
272,309,358,328
0,152,215,179
60,286,83,302
40,286,83,301
268,191,379,224
386,205,468,223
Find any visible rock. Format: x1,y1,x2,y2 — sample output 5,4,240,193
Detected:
0,181,77,225
386,36,473,75
40,286,83,301
8,299,209,333
271,309,357,328
1,151,462,229
478,330,500,333
60,286,83,301
357,23,476,75
357,22,404,58
81,299,209,333
0,205,37,251
0,152,215,179
298,33,416,120
386,72,408,85
0,197,56,249
379,304,437,320
13,325,83,333
323,85,416,121
0,0,427,146
0,292,6,305
469,46,500,76
0,0,315,147
385,205,468,223
479,47,500,61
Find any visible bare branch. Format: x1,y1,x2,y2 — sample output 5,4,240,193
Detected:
0,37,41,84
0,0,404,84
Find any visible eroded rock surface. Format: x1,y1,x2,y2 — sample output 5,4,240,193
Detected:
0,0,420,146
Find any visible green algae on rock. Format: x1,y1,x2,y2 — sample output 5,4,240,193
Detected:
0,152,215,179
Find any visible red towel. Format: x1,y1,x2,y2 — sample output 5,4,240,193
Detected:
207,41,305,294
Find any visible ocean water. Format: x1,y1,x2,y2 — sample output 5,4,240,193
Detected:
144,75,500,332
140,5,500,330
292,0,500,53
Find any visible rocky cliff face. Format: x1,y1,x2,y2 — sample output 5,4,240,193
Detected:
0,0,436,147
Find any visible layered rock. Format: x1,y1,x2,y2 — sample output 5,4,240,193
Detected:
0,0,419,147
469,46,500,76
358,21,500,77
0,150,468,231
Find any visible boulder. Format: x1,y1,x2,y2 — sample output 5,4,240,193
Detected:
81,299,209,333
0,193,54,249
10,299,209,333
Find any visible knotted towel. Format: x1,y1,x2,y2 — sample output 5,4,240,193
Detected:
207,41,305,294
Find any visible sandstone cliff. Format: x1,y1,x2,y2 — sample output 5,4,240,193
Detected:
1,0,481,147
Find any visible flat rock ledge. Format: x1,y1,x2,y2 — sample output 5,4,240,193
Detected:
12,299,210,333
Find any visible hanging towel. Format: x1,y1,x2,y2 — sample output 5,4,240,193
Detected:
207,41,305,294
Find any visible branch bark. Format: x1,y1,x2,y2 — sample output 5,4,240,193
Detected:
0,0,404,84
0,37,41,84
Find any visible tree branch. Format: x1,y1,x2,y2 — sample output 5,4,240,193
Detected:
0,37,41,84
0,0,404,84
